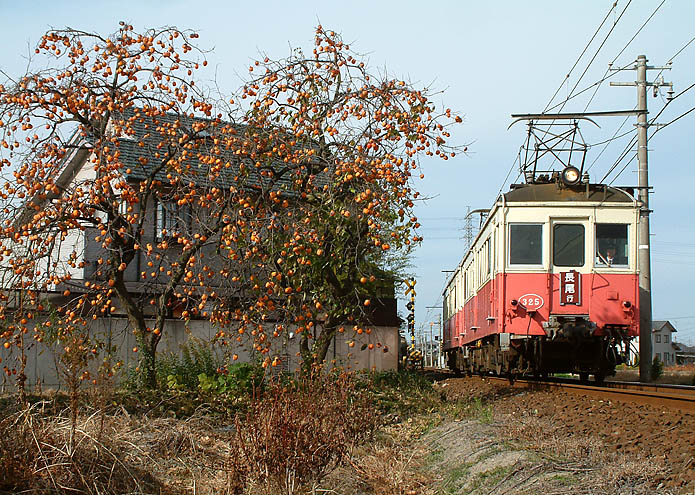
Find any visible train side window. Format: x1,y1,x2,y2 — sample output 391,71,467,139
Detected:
509,224,543,265
553,224,585,267
596,224,629,266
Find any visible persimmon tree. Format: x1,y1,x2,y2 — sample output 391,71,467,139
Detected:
0,23,461,389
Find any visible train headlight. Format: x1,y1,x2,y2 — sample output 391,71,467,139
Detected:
561,166,581,186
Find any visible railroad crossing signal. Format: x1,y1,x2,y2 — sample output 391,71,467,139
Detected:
404,277,416,349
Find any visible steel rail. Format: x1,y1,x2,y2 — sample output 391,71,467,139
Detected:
483,375,695,412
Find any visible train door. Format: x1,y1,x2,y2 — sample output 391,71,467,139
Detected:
549,218,588,314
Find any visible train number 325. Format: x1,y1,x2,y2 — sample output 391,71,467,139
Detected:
519,294,544,311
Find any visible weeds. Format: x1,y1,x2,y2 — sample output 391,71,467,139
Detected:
0,403,160,494
228,371,377,494
365,370,441,418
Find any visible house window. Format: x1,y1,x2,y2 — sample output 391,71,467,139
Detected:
553,224,585,267
596,224,629,266
118,197,128,216
655,353,661,361
509,224,543,265
156,200,192,240
664,334,670,343
655,334,661,343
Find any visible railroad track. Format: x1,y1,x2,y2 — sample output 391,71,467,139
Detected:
487,376,695,411
423,368,695,411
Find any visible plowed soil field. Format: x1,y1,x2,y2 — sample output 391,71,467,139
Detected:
436,376,695,493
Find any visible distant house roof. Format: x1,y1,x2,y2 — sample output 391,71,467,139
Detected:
653,320,677,333
675,342,695,353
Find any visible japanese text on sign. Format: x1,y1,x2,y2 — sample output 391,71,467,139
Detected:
560,270,581,305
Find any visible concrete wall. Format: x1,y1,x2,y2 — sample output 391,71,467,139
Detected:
0,316,399,391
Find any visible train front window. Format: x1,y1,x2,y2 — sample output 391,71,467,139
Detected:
509,224,542,265
553,224,585,267
596,224,629,266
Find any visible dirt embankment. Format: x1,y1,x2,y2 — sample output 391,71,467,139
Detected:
426,376,694,494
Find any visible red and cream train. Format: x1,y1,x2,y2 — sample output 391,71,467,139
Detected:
443,170,640,381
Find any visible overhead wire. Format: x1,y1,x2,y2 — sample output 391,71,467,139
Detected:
585,111,634,174
604,82,695,184
544,65,631,113
607,101,695,185
499,1,622,196
577,0,664,181
601,29,695,184
542,1,619,113
651,104,695,136
532,2,632,174
558,0,633,114
583,0,665,113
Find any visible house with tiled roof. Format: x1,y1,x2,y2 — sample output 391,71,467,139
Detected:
1,110,401,389
652,320,677,365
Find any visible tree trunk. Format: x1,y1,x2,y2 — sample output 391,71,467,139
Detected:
115,280,157,388
313,327,336,366
136,336,156,389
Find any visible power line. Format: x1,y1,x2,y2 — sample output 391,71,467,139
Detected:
543,1,619,113
555,0,633,115
583,0,665,113
652,104,695,135
668,34,695,65
608,154,636,185
588,124,634,149
496,151,520,200
601,133,637,183
586,111,635,174
611,0,665,65
545,64,631,113
649,82,695,125
604,82,695,184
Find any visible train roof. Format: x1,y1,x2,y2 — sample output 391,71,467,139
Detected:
502,182,635,203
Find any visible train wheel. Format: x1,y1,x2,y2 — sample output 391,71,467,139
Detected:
579,372,589,382
594,373,605,384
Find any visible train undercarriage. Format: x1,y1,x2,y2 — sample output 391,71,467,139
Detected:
446,323,631,383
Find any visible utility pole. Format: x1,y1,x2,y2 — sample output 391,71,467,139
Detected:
438,315,442,368
610,55,672,382
429,322,434,367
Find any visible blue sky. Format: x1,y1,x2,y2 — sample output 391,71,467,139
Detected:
2,0,695,343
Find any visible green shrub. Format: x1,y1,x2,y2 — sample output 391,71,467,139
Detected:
122,341,221,391
197,362,265,396
651,356,664,380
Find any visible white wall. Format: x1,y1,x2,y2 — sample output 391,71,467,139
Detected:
0,316,399,391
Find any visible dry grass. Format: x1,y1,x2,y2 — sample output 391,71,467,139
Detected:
228,373,377,495
0,403,163,494
613,364,695,385
321,418,436,495
0,373,376,494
